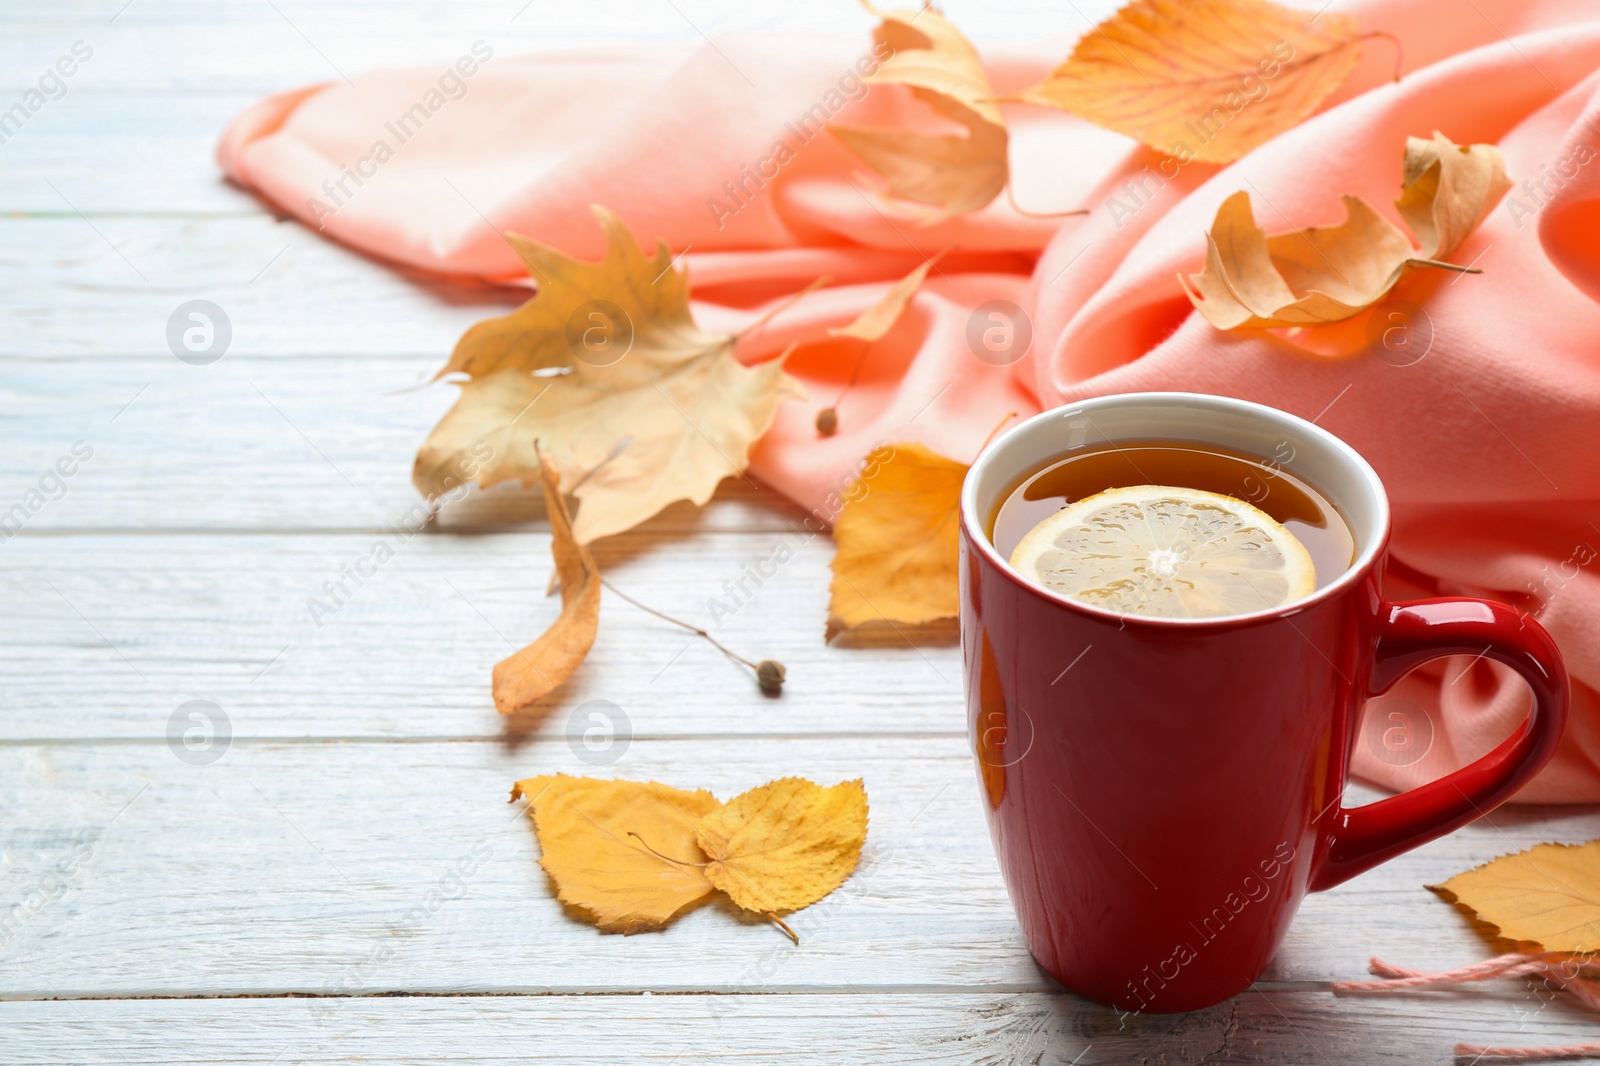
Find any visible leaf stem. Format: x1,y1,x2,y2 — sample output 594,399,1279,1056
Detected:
1005,184,1091,220
1409,257,1482,274
1359,30,1404,82
767,912,800,944
600,577,755,670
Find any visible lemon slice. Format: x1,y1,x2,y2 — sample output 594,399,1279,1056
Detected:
1009,485,1317,618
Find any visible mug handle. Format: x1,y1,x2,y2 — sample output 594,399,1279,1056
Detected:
1308,598,1569,892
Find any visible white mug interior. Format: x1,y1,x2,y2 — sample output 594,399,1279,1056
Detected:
961,392,1391,624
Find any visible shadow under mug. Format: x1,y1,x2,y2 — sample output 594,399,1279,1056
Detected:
958,392,1569,1013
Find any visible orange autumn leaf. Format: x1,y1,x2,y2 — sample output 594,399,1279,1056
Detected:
827,441,965,639
1431,841,1600,953
490,444,600,715
1020,0,1366,165
830,4,1008,218
511,774,721,934
414,206,804,543
1181,133,1508,329
695,777,869,915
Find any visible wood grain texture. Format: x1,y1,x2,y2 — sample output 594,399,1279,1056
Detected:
0,355,816,531
0,532,960,740
6,990,1599,1066
0,217,524,358
2,738,1598,1000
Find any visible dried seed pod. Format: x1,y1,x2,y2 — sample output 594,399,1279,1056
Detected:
756,659,786,694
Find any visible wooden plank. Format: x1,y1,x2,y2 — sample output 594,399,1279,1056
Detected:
3,737,1598,999
0,531,960,740
0,217,523,358
0,737,1030,999
4,989,1594,1066
0,2,1096,94
0,354,817,532
0,92,262,216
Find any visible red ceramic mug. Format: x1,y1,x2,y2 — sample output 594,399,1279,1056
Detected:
958,392,1568,1013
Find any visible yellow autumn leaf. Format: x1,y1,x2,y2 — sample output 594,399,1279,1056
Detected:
1020,0,1365,165
1180,134,1508,330
830,4,1008,218
827,441,965,639
695,777,869,915
414,206,804,543
490,444,600,716
511,773,721,934
1431,841,1600,953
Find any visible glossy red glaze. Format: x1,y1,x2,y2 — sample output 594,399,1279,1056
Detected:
960,411,1568,1014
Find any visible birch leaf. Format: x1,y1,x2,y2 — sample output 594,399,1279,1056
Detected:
1431,841,1600,953
510,775,871,936
695,778,869,915
511,774,720,934
830,4,1008,218
1020,0,1365,164
827,441,965,639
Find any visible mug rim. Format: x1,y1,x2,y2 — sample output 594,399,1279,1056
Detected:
960,391,1392,628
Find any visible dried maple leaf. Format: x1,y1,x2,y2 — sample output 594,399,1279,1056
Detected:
1430,841,1600,953
490,444,600,716
414,206,804,543
1020,0,1365,165
511,773,721,934
695,777,868,915
830,4,1008,218
827,441,965,639
1180,134,1508,329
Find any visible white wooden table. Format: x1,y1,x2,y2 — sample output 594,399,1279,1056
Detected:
5,2,1600,1062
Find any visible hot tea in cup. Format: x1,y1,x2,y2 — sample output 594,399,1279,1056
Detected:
990,441,1356,619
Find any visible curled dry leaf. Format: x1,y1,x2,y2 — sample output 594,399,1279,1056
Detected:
830,4,1008,218
512,774,719,934
827,441,965,639
1181,133,1509,330
1020,0,1365,165
1430,840,1600,953
695,777,869,915
414,206,804,544
491,445,600,715
818,251,945,434
1396,131,1514,259
828,249,946,342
